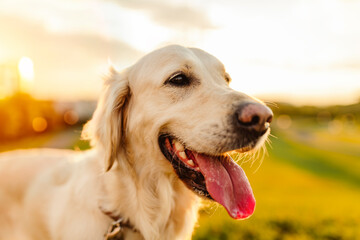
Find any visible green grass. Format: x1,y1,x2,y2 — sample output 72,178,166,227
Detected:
72,138,91,150
269,131,360,188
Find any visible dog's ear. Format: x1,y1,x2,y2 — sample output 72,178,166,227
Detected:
82,67,130,171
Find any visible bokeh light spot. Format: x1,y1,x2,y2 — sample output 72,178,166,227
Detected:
64,110,79,125
32,117,48,132
276,115,292,130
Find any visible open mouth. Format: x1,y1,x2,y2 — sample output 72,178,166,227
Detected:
158,135,256,219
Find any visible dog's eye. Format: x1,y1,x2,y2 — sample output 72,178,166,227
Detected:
166,73,190,87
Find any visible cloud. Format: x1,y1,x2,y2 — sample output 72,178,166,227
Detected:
111,0,216,29
0,0,214,52
0,14,142,100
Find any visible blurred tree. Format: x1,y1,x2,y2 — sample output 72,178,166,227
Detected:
0,93,64,142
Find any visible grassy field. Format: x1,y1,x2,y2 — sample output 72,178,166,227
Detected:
1,120,359,240
194,121,360,240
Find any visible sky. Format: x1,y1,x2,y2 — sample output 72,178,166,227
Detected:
0,0,360,105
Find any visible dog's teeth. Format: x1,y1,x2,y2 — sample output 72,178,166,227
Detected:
178,151,187,159
187,160,195,167
174,141,185,151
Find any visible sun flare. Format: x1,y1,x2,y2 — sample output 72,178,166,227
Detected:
18,57,34,82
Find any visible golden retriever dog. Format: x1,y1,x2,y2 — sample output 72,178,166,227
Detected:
0,45,273,240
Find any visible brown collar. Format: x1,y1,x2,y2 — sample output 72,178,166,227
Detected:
102,210,138,240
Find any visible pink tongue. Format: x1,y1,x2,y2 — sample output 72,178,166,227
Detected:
195,153,255,219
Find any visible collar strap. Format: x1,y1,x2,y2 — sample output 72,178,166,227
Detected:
102,210,138,240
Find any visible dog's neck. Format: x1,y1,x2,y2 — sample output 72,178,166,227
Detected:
98,148,200,240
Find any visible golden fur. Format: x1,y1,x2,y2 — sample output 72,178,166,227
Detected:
0,45,268,240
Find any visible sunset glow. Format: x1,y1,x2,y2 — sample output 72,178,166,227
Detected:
0,0,359,105
18,57,34,82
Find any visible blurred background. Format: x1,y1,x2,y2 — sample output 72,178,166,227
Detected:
1,0,360,239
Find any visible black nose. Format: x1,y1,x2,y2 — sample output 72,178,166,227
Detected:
235,102,273,132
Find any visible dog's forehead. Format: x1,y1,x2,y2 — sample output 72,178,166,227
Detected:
128,45,225,85
188,47,225,72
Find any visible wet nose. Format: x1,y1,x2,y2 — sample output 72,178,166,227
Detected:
236,103,273,132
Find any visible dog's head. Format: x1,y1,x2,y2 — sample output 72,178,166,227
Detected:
84,45,273,220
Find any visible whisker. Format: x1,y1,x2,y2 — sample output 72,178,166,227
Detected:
250,147,260,168
210,202,219,215
268,133,278,139
252,144,267,173
265,137,273,150
240,152,254,165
